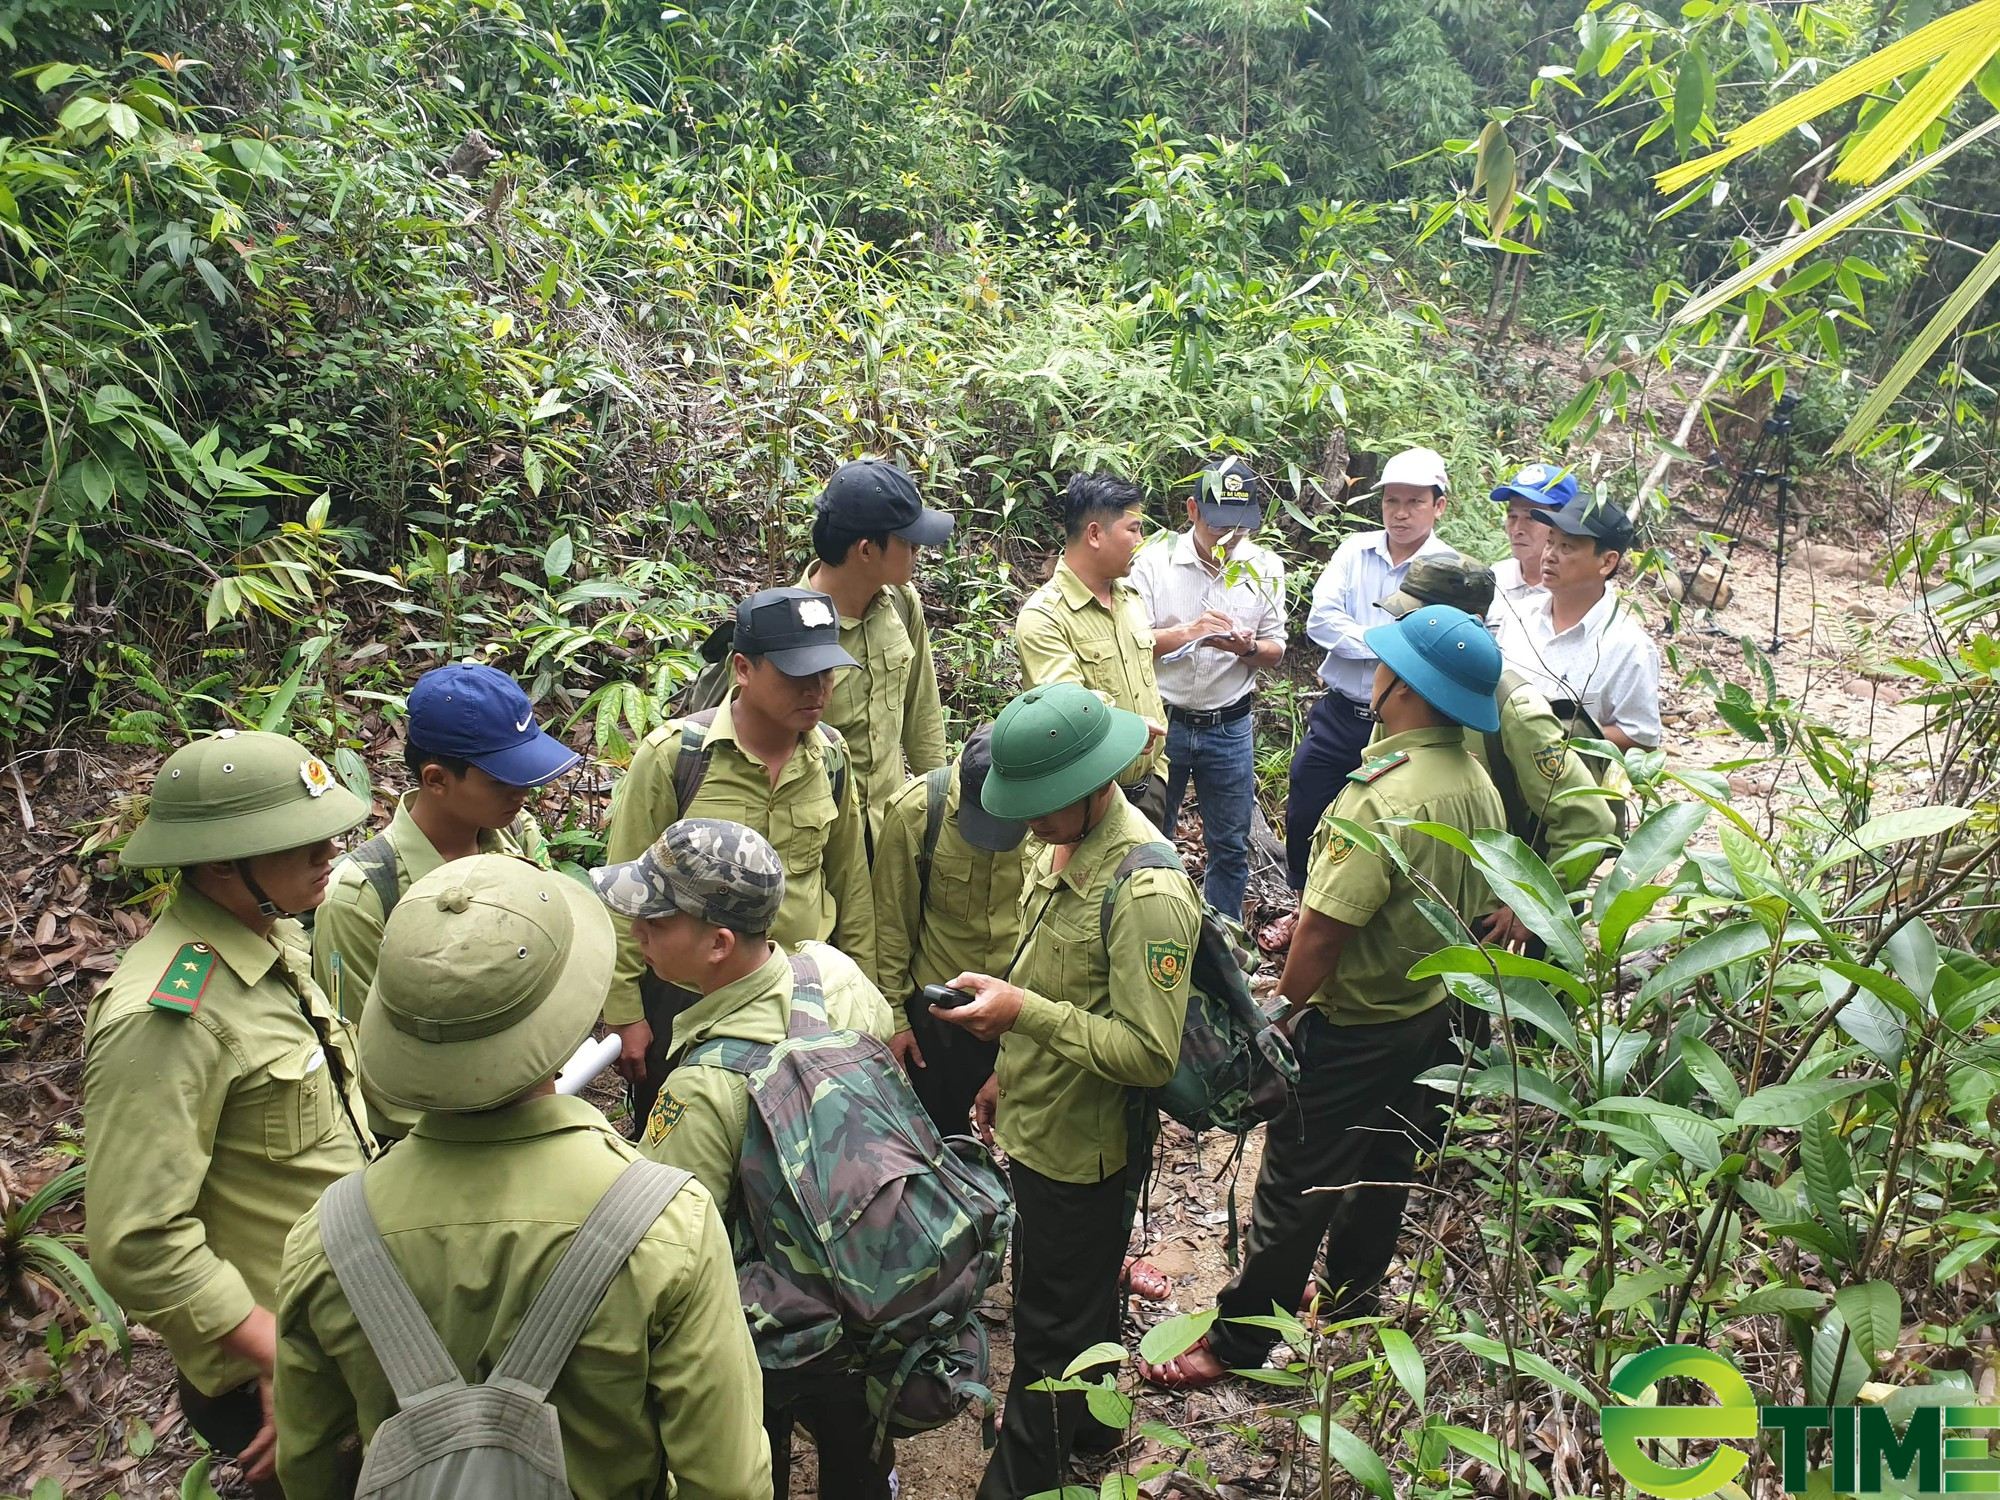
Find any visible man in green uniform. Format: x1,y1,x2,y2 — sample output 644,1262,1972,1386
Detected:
275,854,770,1500
85,730,373,1493
873,724,1029,1135
1141,606,1506,1389
312,661,576,1134
1015,472,1170,827
600,586,877,1127
593,818,895,1500
798,458,953,847
1378,555,1617,946
928,682,1199,1499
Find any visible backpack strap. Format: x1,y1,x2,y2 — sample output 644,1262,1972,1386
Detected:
785,949,831,1039
815,724,849,809
1483,670,1535,851
668,707,720,815
917,764,952,906
888,582,924,643
488,1159,693,1400
1098,841,1184,950
342,832,402,923
318,1171,464,1406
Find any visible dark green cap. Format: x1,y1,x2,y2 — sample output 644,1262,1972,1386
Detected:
1378,553,1496,620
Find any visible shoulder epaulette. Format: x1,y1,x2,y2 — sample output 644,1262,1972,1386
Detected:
1347,750,1410,784
149,941,218,1015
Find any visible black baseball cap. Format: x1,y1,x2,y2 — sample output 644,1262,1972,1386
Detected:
955,724,1028,852
815,460,954,548
1534,493,1636,552
1191,456,1263,530
734,588,860,677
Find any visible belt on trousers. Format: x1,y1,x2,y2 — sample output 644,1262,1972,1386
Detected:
1165,693,1256,730
1326,694,1374,720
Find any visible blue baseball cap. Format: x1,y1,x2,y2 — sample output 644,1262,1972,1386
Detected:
1363,606,1502,733
406,664,581,787
1489,462,1578,510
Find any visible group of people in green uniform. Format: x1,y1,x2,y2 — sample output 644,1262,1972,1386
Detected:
79,452,1627,1500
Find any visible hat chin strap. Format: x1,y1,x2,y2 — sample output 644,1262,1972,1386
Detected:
234,859,288,919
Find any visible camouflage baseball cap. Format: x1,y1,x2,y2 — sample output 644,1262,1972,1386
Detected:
1379,553,1496,620
590,817,786,931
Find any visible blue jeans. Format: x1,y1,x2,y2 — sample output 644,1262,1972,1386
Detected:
1162,711,1255,919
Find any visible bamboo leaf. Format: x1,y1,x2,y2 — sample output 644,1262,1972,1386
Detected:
1835,237,2000,453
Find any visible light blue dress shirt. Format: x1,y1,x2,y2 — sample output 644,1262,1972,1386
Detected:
1305,529,1460,703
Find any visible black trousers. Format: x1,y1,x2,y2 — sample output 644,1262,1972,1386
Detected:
903,994,999,1139
176,1376,288,1500
1123,773,1171,834
977,1159,1133,1500
629,975,701,1134
1210,1004,1455,1368
765,1375,894,1500
1283,693,1376,890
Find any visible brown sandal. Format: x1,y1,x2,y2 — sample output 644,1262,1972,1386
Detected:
1138,1334,1231,1391
1120,1256,1172,1302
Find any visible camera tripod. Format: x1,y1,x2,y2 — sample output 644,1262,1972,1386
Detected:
1689,391,1798,654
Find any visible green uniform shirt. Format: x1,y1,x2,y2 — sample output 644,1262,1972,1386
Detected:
799,567,949,845
638,943,893,1213
1474,681,1617,884
994,794,1199,1184
872,763,1029,1031
274,1095,770,1500
600,695,876,1026
84,888,371,1396
1302,724,1506,1025
1015,560,1167,786
311,791,549,1022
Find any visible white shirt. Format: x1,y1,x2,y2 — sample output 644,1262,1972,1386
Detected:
1496,586,1663,748
1486,556,1547,632
1130,531,1287,711
1305,529,1458,703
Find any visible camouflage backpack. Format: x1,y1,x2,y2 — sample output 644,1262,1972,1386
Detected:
684,949,1012,1444
1101,842,1299,1137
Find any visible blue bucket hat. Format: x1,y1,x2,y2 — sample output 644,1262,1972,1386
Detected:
1489,462,1577,511
407,663,581,788
1363,606,1502,733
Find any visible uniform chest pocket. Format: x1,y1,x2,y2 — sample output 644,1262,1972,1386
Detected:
925,843,979,923
879,625,916,682
773,791,838,870
263,1042,337,1161
1075,636,1117,674
1036,901,1105,1010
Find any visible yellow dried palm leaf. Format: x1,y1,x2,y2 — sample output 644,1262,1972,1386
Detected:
1654,0,2000,193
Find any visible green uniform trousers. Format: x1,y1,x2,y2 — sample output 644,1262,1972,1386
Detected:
977,1159,1134,1500
1210,1004,1455,1367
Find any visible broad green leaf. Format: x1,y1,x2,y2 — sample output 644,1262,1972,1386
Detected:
1084,1380,1133,1430
1832,1281,1901,1369
1298,1415,1395,1499
1827,981,1908,1070
1637,921,1772,1004
1442,1331,1598,1409
332,746,371,806
1439,1425,1551,1495
1673,42,1710,152
1598,801,1707,915
181,1457,224,1500
1809,1306,1872,1407
1810,805,1973,873
1799,1110,1855,1219
1061,1342,1125,1378
1099,1476,1139,1500
1461,1063,1579,1119
1411,946,1587,1003
1729,1285,1827,1317
1883,918,1940,1001
1735,1077,1875,1129
1599,883,1671,957
1406,823,1585,970
1377,1327,1426,1406
544,533,575,581
1601,1267,1676,1314
1935,1236,1998,1282
1447,976,1579,1056
1821,960,1922,1020
1676,1034,1742,1112
1136,1308,1215,1366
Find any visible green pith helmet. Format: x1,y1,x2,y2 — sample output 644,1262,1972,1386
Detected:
981,682,1147,821
361,854,612,1113
121,730,368,869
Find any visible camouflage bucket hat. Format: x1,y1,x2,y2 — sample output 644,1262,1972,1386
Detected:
591,818,786,931
981,682,1148,821
1379,553,1496,620
122,730,368,869
360,854,612,1113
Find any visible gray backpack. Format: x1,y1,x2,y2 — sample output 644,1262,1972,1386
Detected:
317,1160,692,1499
